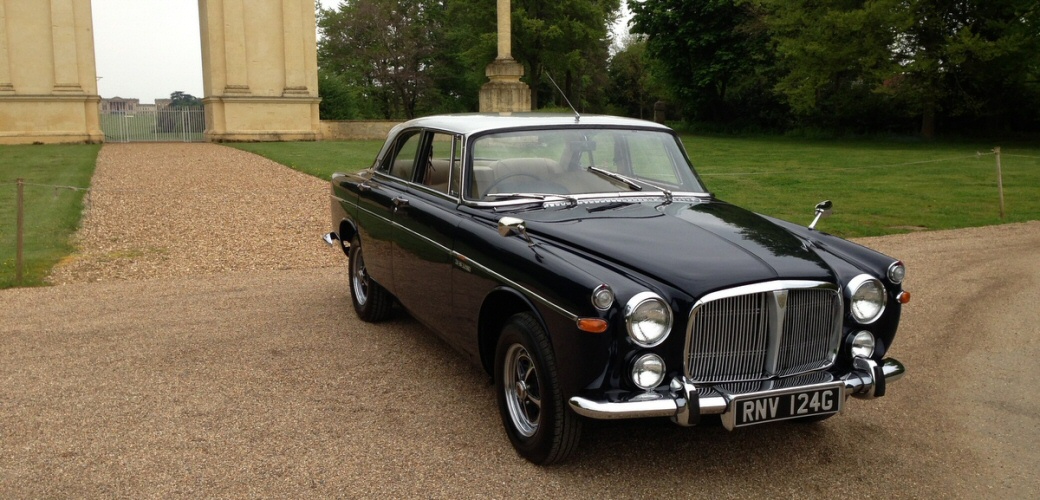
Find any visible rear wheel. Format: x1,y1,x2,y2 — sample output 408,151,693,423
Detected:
348,237,393,321
494,312,582,464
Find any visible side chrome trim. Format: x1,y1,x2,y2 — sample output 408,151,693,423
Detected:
353,205,579,322
453,251,579,322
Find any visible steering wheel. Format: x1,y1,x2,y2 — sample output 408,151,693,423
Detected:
483,173,542,196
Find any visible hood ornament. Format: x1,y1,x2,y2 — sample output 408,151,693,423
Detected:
808,200,832,231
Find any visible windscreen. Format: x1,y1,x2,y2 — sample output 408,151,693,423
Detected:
468,128,705,200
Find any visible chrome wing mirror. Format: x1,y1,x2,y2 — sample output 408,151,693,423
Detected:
808,200,832,230
498,216,534,245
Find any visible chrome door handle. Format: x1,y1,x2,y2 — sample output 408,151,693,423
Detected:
392,197,409,209
357,182,372,192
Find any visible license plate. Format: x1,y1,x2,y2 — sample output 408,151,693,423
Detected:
725,383,844,429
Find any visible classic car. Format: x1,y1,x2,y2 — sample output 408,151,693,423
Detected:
324,113,909,464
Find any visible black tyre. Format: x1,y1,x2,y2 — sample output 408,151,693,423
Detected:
348,237,393,322
494,312,582,464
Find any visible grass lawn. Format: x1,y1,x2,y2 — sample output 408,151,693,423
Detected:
239,136,1040,238
685,136,1040,236
0,144,100,288
229,141,384,180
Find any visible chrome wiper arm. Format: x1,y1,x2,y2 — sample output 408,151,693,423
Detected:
485,192,552,200
586,166,674,202
586,166,642,191
486,192,579,206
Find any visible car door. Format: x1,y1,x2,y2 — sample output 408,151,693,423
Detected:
391,131,465,346
355,129,424,296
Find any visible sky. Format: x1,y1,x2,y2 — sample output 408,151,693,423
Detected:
92,0,342,103
91,0,628,104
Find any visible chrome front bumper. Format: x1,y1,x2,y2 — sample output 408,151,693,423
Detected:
568,357,904,429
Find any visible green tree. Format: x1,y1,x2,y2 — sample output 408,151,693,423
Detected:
512,0,621,110
168,91,202,108
891,0,1040,136
755,0,1040,137
317,69,359,120
318,0,447,118
753,0,905,133
630,0,782,126
606,37,665,119
158,91,204,133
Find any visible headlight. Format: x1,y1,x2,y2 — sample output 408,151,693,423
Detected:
849,274,886,324
850,330,875,358
625,292,672,347
887,261,906,284
631,353,666,390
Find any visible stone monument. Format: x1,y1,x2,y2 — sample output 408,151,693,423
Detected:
0,0,104,144
478,0,531,113
0,0,321,144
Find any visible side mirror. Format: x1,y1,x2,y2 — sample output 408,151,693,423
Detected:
808,200,832,230
498,216,533,244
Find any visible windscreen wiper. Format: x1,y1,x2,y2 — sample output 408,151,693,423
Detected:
586,166,642,191
486,192,579,207
586,166,673,203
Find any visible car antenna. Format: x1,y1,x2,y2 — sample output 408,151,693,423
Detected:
545,72,580,123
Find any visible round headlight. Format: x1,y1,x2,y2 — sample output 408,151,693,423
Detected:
591,284,614,311
631,353,666,390
887,261,906,285
850,330,875,358
625,292,672,347
849,275,886,324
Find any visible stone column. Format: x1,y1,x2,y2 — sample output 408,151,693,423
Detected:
50,0,81,92
0,0,102,144
479,0,531,113
281,0,308,96
198,0,320,142
0,0,14,92
221,0,249,94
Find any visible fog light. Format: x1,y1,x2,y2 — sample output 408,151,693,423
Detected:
850,331,875,358
631,353,666,390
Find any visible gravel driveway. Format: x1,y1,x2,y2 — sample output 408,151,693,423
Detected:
2,143,1038,497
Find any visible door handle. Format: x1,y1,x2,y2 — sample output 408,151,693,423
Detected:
357,182,372,193
392,197,409,209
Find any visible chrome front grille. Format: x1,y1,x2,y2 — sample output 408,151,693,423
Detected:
684,281,842,383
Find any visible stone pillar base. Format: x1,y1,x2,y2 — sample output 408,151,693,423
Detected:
203,95,321,142
0,95,104,144
479,59,531,113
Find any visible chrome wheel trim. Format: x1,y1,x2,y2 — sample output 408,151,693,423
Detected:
351,248,369,306
503,343,541,438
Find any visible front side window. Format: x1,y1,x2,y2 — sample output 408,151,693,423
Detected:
419,133,459,196
468,128,703,200
385,131,422,181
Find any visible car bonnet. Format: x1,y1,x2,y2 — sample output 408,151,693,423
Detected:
512,199,836,295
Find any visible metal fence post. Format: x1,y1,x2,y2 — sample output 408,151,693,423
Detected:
15,178,24,285
994,147,1005,220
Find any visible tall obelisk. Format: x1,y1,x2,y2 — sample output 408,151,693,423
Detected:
478,0,531,112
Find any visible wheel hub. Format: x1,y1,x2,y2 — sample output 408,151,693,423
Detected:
515,380,529,401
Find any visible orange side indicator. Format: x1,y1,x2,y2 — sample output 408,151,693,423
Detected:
577,318,609,333
898,291,911,304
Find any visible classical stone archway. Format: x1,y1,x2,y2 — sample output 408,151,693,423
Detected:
0,0,321,144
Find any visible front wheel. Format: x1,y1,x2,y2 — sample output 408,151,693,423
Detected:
348,237,393,322
494,313,582,464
